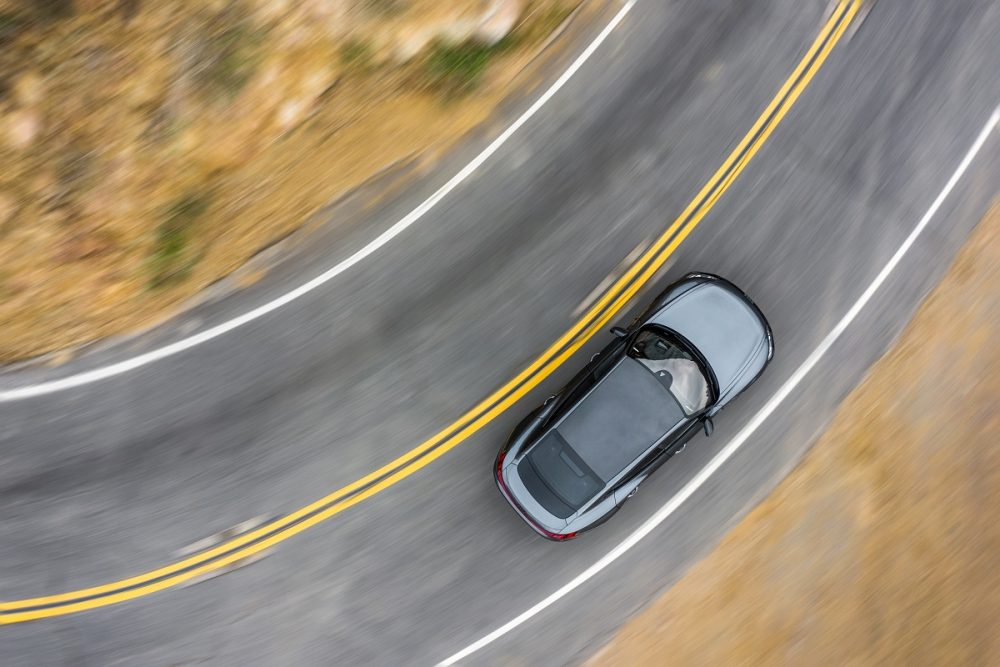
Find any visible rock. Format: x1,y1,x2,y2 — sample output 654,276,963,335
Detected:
6,109,41,149
276,98,307,131
395,27,435,62
474,0,522,45
439,18,479,44
392,0,521,61
390,0,523,62
272,62,334,131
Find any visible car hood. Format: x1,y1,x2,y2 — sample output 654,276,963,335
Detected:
649,281,767,394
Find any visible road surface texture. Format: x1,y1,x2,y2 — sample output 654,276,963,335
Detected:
1,0,998,665
588,202,1000,666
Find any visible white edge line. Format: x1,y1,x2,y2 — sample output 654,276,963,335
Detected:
0,0,638,403
437,109,1000,666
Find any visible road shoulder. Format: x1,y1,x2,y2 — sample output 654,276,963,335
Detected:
588,201,1000,666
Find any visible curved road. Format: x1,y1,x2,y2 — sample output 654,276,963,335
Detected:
2,0,999,665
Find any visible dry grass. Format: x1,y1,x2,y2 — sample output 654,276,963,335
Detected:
590,202,1000,667
0,0,581,361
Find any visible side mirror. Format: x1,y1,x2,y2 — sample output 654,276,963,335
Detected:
703,417,714,437
610,326,628,338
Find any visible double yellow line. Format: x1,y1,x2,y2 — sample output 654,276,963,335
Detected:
0,0,861,624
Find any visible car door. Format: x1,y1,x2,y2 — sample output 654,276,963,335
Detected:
611,447,663,503
613,417,700,503
661,416,702,455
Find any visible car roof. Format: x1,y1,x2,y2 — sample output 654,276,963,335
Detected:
555,357,684,480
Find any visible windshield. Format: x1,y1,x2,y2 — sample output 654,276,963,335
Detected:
526,430,603,512
628,328,711,415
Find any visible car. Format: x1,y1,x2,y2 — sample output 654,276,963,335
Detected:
494,273,773,540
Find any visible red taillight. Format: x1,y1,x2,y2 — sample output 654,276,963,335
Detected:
495,450,506,478
546,530,577,541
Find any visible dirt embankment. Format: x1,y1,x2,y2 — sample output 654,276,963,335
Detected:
590,202,1000,666
0,0,580,361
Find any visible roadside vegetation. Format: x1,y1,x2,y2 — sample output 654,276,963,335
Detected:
0,0,582,361
590,203,1000,666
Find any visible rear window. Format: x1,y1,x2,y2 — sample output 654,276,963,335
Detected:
526,431,603,512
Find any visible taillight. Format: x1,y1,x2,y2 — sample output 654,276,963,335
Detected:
547,530,577,541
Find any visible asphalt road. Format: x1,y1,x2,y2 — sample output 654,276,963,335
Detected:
2,0,998,665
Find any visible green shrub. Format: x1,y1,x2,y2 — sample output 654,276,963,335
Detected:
341,38,374,71
148,192,210,288
425,40,506,96
192,19,261,102
0,12,26,44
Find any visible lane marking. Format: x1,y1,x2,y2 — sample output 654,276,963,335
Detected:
0,0,859,622
571,238,650,318
437,107,1000,667
0,0,639,402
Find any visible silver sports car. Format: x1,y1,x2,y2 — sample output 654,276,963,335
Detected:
495,273,773,540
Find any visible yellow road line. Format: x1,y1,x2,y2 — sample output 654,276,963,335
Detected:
0,0,860,623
